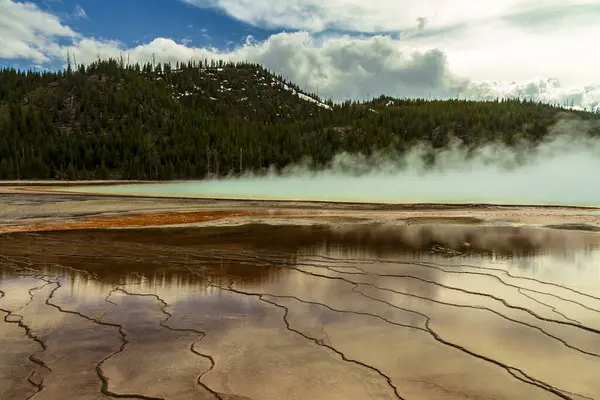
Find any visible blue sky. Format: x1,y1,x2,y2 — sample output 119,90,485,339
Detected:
1,0,599,109
39,0,276,48
0,0,277,70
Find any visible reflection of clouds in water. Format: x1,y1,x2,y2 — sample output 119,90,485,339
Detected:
493,249,600,293
0,275,44,309
4,224,600,338
298,244,442,296
297,224,600,280
294,236,600,316
291,223,600,262
170,289,273,331
294,245,439,328
4,228,600,400
82,265,275,325
295,242,600,359
2,266,277,340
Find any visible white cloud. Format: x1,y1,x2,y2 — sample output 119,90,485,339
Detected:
73,5,87,19
56,33,457,100
0,0,77,62
1,0,599,111
181,0,600,33
58,33,600,110
406,18,600,88
458,78,600,110
180,0,600,88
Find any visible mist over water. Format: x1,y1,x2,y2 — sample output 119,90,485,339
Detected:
79,119,600,206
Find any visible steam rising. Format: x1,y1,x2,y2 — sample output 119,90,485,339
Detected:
79,119,600,207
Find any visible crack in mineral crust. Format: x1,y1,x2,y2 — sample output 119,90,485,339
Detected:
2,220,600,400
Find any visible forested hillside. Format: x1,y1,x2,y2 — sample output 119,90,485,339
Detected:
0,58,598,180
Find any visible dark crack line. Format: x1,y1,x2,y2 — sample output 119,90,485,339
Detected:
190,264,589,400
204,281,404,400
281,258,600,318
38,278,163,400
5,240,596,400
316,265,600,338
0,281,56,398
421,260,600,304
1,255,124,289
260,295,405,400
351,286,584,400
192,341,219,397
1,260,118,303
250,255,600,318
0,288,52,399
292,265,600,359
112,288,222,400
183,265,429,334
517,289,582,325
0,310,52,389
44,262,101,281
85,244,600,323
240,248,599,302
407,261,600,316
259,264,585,400
323,258,600,321
0,258,43,276
26,370,43,397
231,249,600,308
16,248,600,329
7,247,600,348
105,286,122,308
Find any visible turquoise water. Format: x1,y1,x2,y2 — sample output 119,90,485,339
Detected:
69,139,600,206
60,122,600,206
71,165,599,206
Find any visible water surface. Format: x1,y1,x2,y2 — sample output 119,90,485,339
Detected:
69,173,600,207
1,224,600,399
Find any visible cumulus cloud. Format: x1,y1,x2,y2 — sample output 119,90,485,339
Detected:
0,0,77,62
180,0,599,33
410,19,600,88
56,33,466,101
183,0,600,88
456,78,600,110
56,33,600,109
1,0,599,110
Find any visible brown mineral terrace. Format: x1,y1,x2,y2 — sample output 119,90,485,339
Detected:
1,190,600,400
1,184,600,234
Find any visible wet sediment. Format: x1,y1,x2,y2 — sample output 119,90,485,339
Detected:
1,221,600,400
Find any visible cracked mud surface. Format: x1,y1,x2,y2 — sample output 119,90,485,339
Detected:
1,195,600,399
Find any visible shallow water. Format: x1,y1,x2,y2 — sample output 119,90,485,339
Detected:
1,224,600,399
69,174,600,206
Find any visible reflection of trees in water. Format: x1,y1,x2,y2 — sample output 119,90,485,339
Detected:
232,223,600,258
3,224,600,367
2,223,599,293
297,243,442,300
506,248,600,280
26,222,598,257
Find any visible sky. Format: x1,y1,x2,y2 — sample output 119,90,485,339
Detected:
1,0,600,109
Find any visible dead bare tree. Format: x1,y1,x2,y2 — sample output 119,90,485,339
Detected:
64,86,77,110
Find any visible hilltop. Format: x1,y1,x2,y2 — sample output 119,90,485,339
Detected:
0,58,598,180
